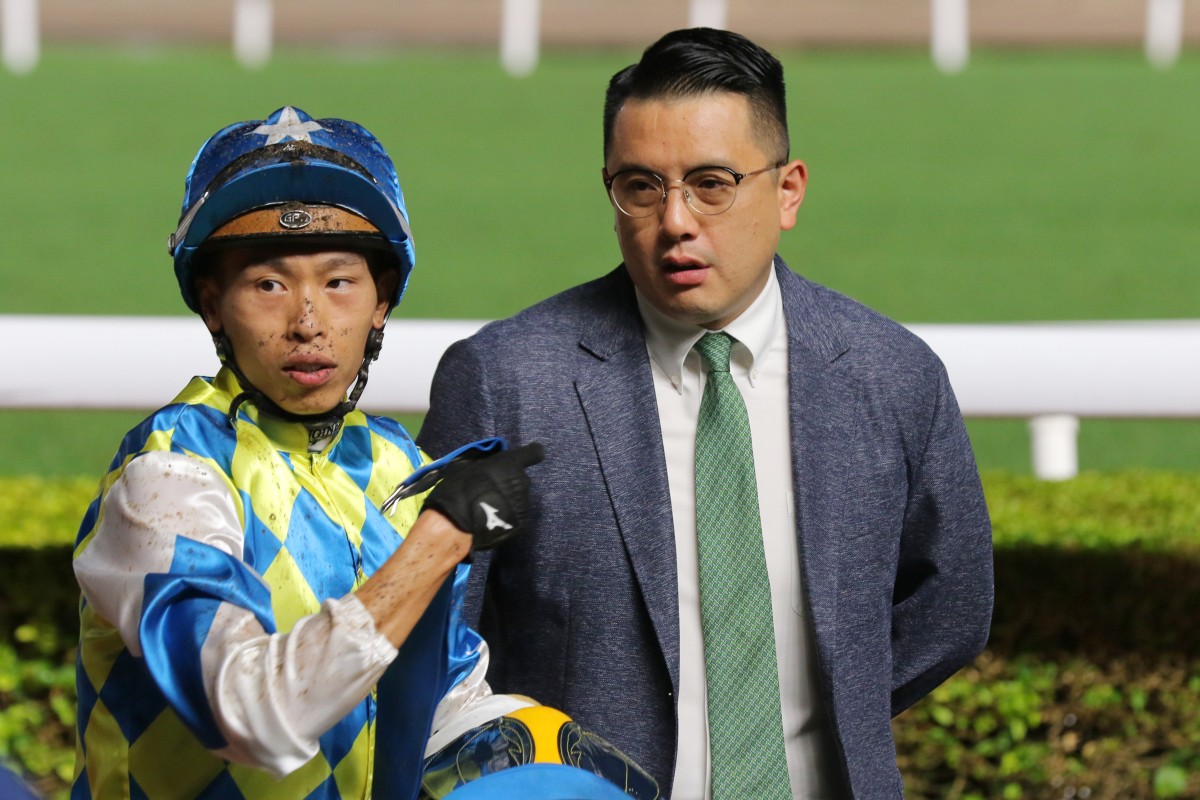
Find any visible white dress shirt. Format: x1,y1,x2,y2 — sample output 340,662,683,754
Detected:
636,267,840,799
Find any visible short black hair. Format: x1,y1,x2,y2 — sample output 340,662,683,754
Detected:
603,28,789,162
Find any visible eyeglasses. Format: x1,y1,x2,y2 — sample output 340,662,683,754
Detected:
604,162,784,218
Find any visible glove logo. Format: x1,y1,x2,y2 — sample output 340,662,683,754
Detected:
480,502,513,531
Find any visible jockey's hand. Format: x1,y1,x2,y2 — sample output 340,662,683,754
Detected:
423,442,544,550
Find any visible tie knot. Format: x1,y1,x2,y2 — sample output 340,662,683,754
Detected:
695,332,734,373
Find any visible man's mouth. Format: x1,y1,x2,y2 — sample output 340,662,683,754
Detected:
662,257,709,285
284,357,336,386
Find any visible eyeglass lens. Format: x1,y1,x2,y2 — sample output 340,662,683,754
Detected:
610,167,741,217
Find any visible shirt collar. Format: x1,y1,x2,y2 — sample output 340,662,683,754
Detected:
636,265,783,392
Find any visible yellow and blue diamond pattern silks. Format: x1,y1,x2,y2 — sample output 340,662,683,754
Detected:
73,367,482,800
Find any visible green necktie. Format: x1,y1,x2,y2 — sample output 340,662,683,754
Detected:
694,332,791,800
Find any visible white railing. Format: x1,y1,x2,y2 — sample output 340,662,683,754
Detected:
1,0,1189,75
500,0,541,78
1,0,38,74
1146,0,1187,68
904,320,1200,479
931,0,969,74
231,0,273,70
3,315,1198,480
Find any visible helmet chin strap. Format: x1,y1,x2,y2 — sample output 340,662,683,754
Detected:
214,326,386,448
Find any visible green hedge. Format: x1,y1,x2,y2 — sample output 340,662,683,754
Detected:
896,652,1200,799
892,471,1200,799
0,478,89,796
2,472,1199,799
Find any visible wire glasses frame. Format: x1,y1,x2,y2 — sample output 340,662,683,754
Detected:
604,162,785,218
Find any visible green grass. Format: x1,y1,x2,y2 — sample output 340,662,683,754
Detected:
1,46,1197,475
786,49,1200,323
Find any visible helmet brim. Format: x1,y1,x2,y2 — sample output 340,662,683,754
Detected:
172,160,414,313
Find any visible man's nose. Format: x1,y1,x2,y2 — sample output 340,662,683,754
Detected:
659,182,699,239
288,292,326,341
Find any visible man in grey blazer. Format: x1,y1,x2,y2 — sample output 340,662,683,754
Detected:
419,28,993,799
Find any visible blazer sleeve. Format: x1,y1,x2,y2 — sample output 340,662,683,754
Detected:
417,336,500,625
419,337,497,459
890,364,994,715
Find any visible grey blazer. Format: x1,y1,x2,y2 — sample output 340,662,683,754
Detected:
418,259,993,798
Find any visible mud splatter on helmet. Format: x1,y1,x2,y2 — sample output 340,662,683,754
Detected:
169,105,414,313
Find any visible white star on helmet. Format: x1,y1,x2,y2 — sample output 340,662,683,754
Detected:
252,106,325,145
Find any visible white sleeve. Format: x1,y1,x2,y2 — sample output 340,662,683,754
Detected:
208,594,397,775
74,451,245,657
74,450,399,778
423,639,535,757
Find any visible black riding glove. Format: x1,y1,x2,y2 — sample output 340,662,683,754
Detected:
423,442,544,550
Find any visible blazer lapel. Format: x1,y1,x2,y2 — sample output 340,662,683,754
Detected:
573,271,681,692
778,260,859,679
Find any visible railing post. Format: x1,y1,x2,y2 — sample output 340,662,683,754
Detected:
1,0,39,75
1145,0,1184,69
1029,414,1080,481
500,0,540,77
689,0,728,30
233,0,273,69
931,0,969,74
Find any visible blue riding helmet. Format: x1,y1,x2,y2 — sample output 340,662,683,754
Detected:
168,105,415,313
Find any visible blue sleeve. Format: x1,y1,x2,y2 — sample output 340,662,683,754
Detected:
138,537,277,749
444,562,485,694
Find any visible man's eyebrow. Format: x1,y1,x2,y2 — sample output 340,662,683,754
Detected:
610,162,735,177
318,254,369,269
233,253,367,272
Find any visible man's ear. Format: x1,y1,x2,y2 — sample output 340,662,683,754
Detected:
778,159,808,232
196,276,223,335
373,269,399,328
